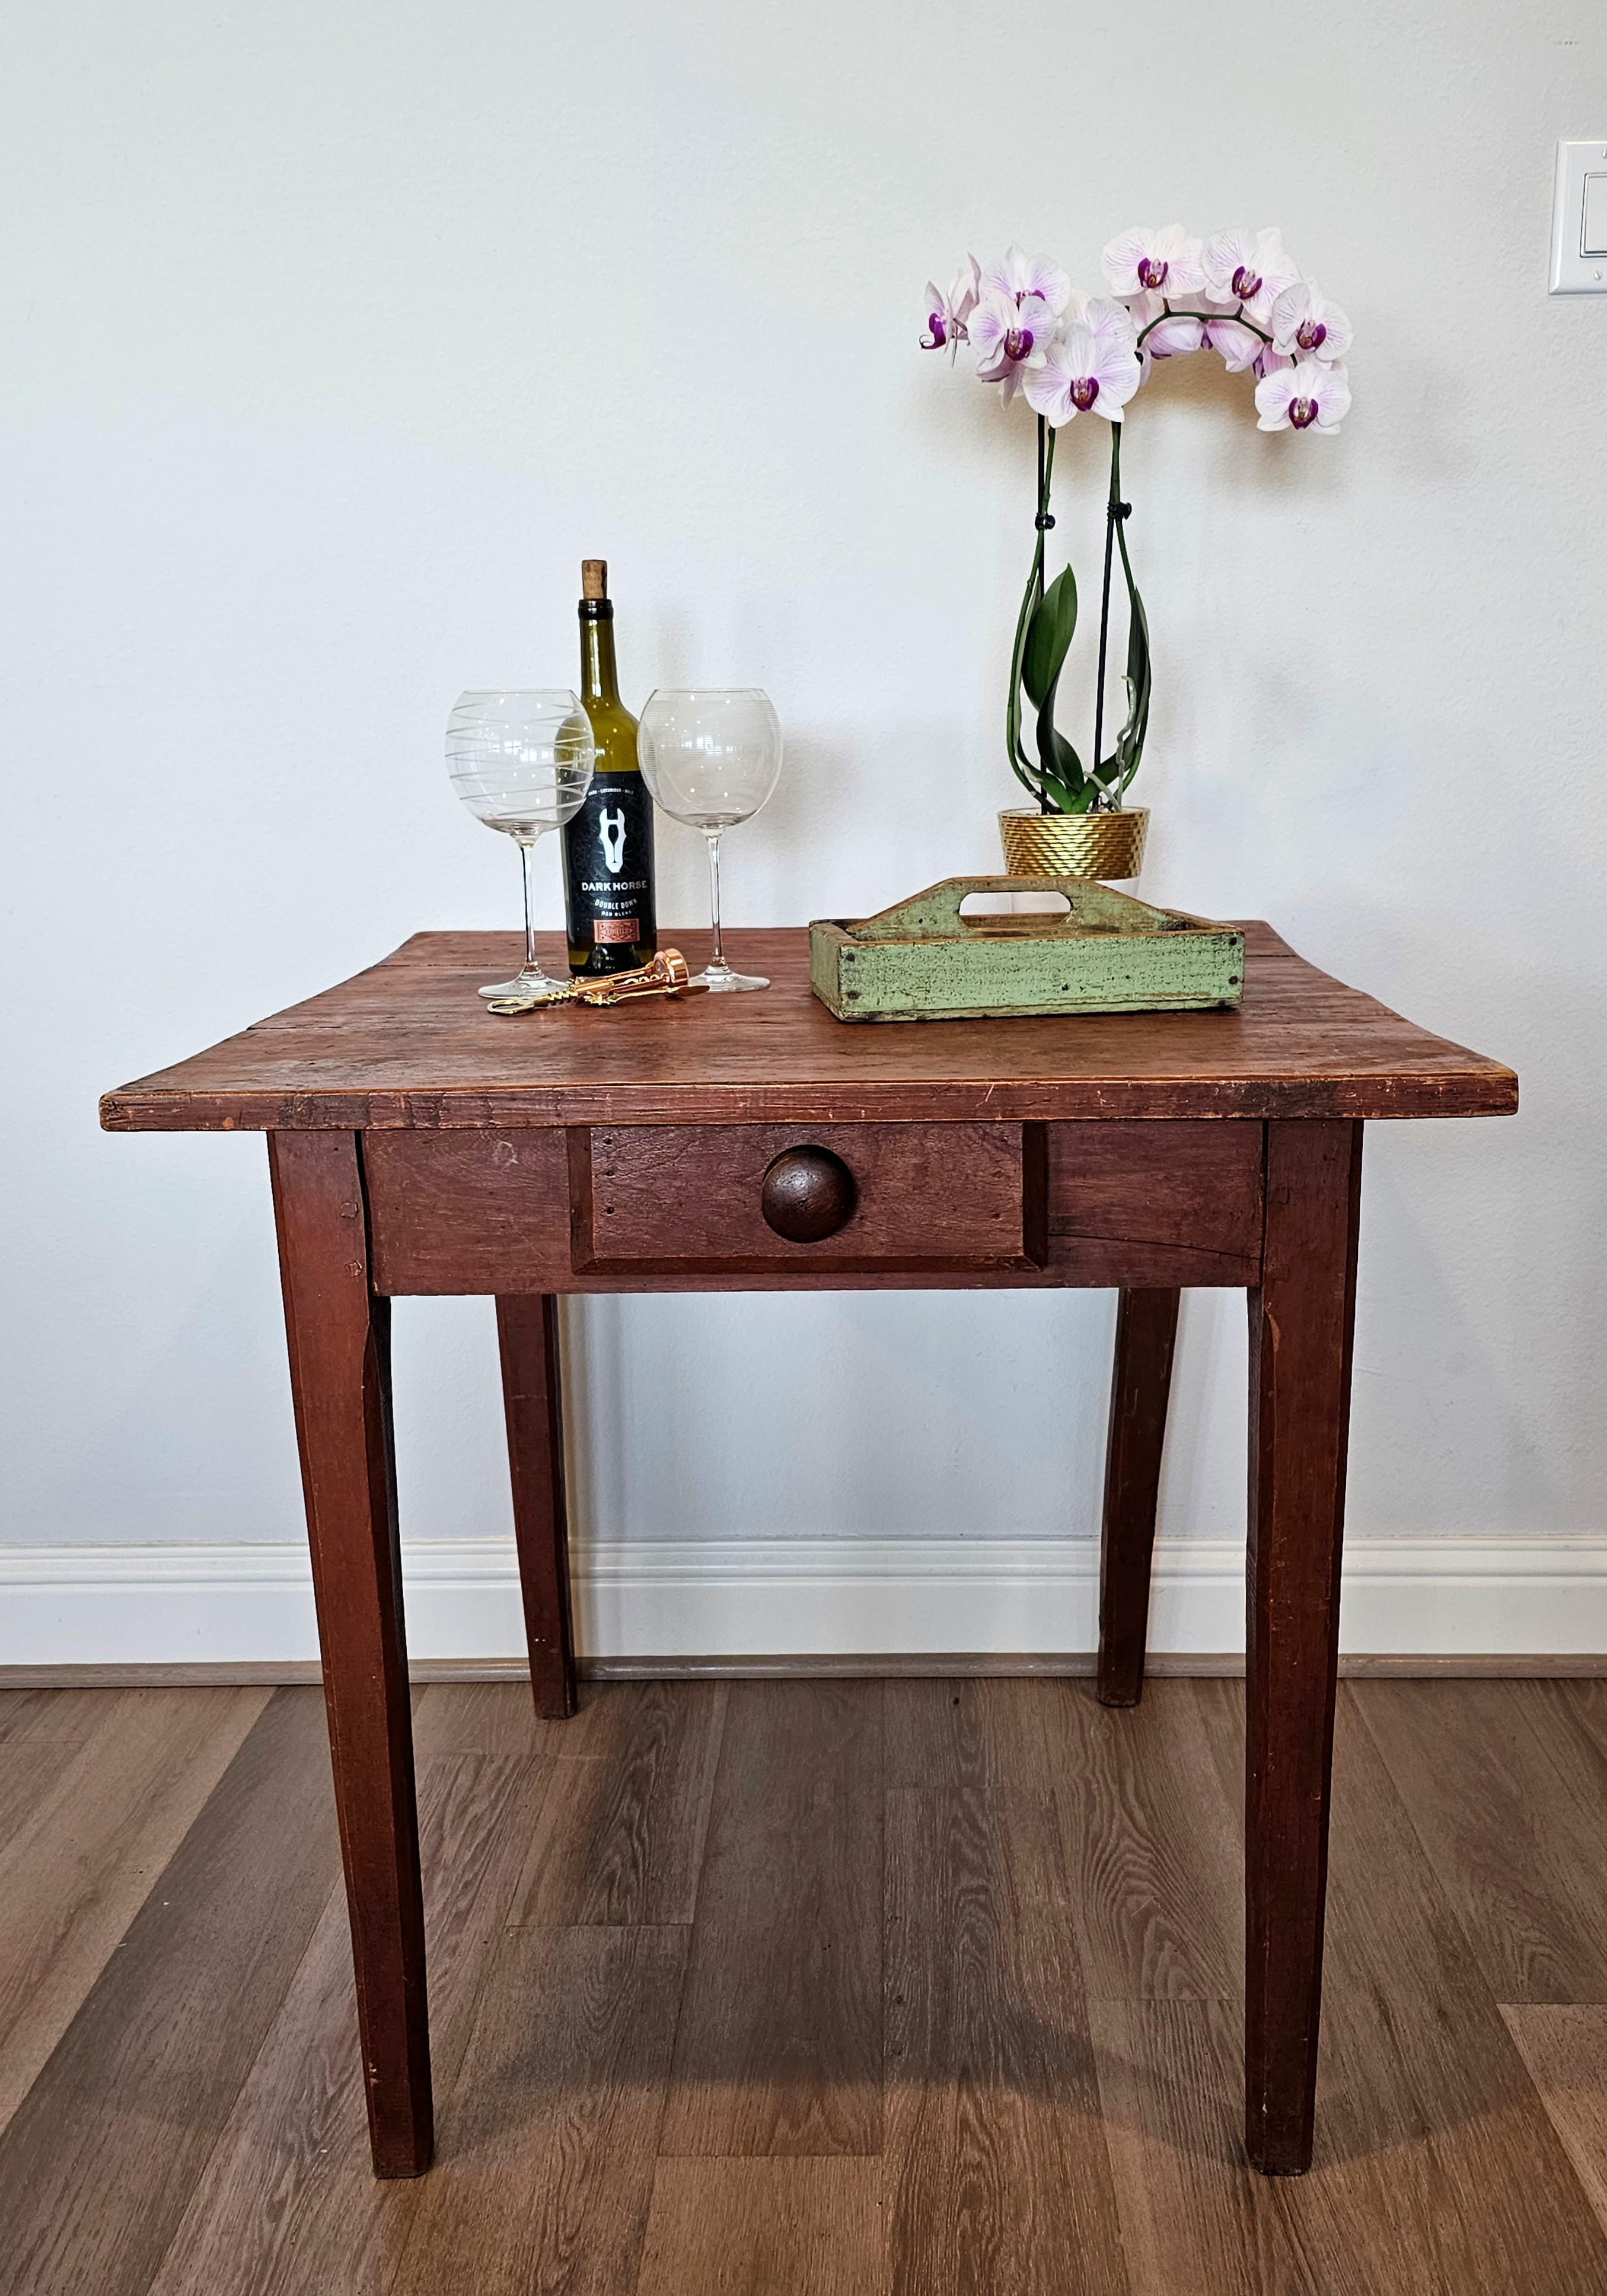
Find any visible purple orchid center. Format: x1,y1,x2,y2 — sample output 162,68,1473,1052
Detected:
1070,376,1099,411
1231,264,1262,300
1288,394,1318,429
923,312,947,349
1296,318,1327,350
1004,326,1034,361
1137,256,1168,290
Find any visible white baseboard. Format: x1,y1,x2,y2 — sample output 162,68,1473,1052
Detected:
0,1535,1604,1669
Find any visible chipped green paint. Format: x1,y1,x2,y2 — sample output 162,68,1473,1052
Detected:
809,876,1244,1024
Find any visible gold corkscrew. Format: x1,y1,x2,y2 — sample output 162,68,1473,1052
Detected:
486,949,707,1015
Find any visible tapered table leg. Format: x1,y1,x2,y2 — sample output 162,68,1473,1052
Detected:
1244,1120,1363,2176
496,1294,578,1721
1096,1287,1181,1708
269,1131,432,2179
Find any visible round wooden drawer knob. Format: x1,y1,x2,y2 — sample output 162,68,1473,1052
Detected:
760,1146,857,1243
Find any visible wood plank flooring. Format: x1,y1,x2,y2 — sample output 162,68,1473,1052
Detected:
3,1679,1607,2291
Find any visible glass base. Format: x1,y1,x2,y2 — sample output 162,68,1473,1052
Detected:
478,967,569,1002
694,962,769,993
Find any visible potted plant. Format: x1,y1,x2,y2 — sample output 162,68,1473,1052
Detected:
920,229,1352,879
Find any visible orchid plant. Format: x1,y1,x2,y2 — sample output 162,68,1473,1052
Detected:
921,228,1352,814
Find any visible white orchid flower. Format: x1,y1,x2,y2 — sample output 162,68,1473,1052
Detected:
1254,358,1350,433
1073,287,1161,376
971,289,1057,401
1023,318,1142,426
1140,312,1206,358
1102,224,1205,299
1135,296,1260,370
981,244,1072,318
1270,279,1353,364
1063,288,1141,339
1201,227,1299,327
1208,313,1265,372
920,258,981,357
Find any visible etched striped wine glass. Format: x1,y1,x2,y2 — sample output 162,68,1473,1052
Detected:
447,690,594,1001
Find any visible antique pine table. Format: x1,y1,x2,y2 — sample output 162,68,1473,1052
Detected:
101,923,1516,2180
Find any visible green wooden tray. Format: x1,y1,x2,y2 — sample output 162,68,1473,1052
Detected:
809,876,1244,1023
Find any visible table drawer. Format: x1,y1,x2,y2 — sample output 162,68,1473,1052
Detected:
572,1123,1044,1275
364,1123,1043,1289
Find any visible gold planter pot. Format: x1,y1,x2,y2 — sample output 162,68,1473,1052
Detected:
999,805,1149,882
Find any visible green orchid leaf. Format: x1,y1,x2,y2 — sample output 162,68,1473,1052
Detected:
1022,565,1078,710
1036,767,1087,814
1023,567,1085,814
1112,572,1151,792
1096,516,1152,797
1006,537,1045,796
1035,691,1085,797
1061,778,1100,814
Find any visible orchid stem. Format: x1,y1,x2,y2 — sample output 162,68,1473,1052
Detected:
1007,417,1057,811
1134,304,1273,350
1092,422,1123,806
1035,414,1050,811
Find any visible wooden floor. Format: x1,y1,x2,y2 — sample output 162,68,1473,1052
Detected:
3,1679,1607,2292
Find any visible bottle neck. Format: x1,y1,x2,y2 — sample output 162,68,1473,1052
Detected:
579,608,621,706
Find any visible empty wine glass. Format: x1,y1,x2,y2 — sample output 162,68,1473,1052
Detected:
637,688,782,991
447,690,594,1001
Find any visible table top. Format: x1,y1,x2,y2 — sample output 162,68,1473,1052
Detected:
100,925,1517,1133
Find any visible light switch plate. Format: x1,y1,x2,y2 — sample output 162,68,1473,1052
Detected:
1584,173,1607,257
1550,140,1607,293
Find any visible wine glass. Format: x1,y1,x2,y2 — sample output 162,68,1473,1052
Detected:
447,690,594,1001
637,688,782,991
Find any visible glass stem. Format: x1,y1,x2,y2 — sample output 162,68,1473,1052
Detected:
705,830,725,967
519,835,541,975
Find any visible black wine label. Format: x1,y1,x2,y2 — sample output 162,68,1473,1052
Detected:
562,773,658,974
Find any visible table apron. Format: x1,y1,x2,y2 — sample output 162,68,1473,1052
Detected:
361,1118,1266,1294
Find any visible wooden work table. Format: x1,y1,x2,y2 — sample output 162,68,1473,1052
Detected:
101,922,1516,2181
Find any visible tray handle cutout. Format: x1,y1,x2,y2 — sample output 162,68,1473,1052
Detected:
853,875,1171,942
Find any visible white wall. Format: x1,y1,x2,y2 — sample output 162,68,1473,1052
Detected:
3,0,1605,1661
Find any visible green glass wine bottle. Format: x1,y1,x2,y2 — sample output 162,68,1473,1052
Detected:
563,560,658,976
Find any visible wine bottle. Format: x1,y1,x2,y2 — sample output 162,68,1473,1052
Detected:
563,560,658,976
